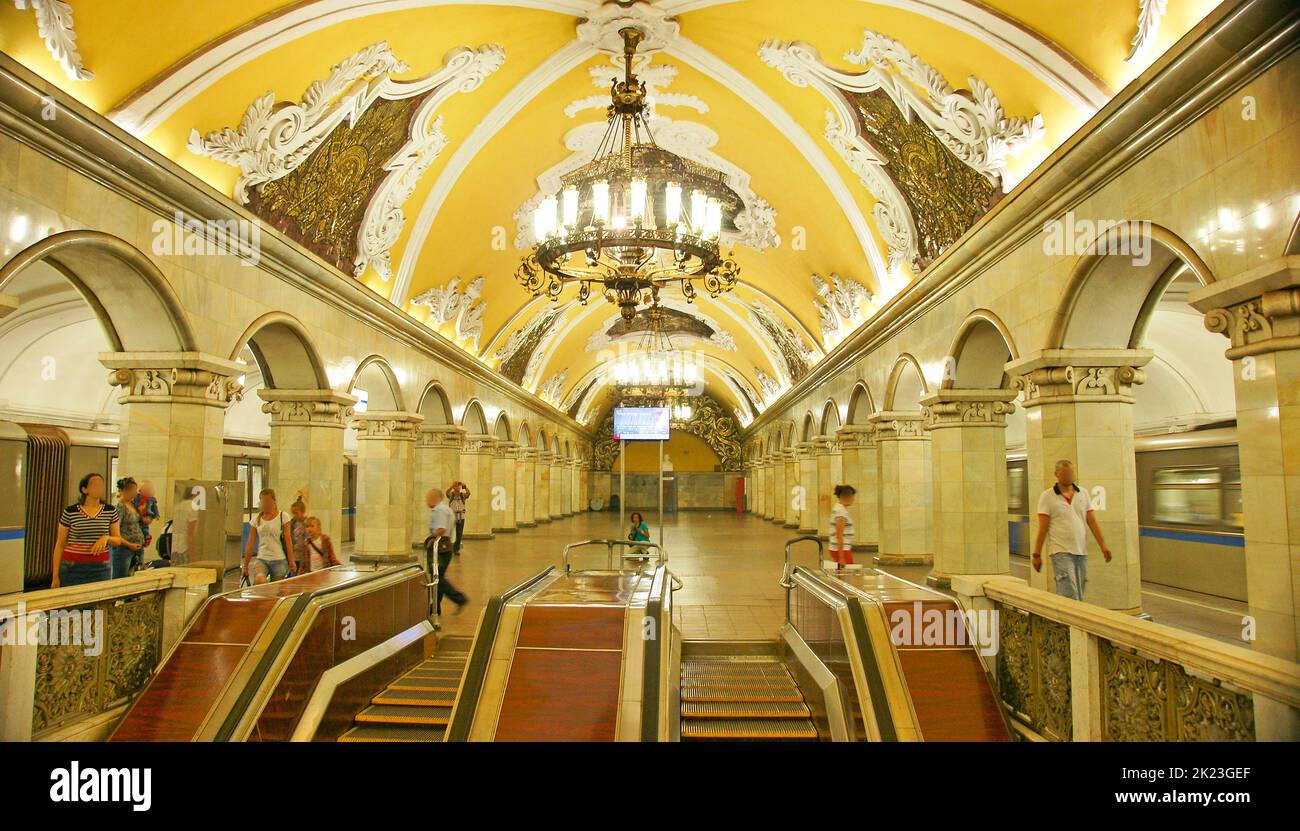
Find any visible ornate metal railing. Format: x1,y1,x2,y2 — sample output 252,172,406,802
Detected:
960,576,1298,742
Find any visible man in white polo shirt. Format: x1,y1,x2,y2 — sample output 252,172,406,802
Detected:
1031,459,1112,601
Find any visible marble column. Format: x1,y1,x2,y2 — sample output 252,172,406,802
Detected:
921,389,1018,587
351,411,423,555
871,411,932,565
259,388,357,545
1191,258,1300,659
836,425,879,553
1006,349,1152,613
783,449,801,529
578,461,590,512
412,424,464,547
101,352,243,520
758,457,772,519
815,436,843,540
562,458,575,517
515,448,537,527
549,454,565,520
491,440,519,534
459,434,496,540
797,442,820,536
771,452,787,525
534,451,553,523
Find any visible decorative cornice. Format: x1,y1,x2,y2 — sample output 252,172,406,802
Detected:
258,387,357,428
13,0,92,81
100,352,244,408
836,424,877,448
920,388,1018,429
188,41,505,279
412,275,486,353
1007,350,1153,406
352,410,424,440
812,272,873,349
460,433,496,454
1126,0,1169,62
416,423,466,448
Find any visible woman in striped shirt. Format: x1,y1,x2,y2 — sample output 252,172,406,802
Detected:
51,472,124,588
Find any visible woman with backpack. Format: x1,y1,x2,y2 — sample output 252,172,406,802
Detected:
241,488,295,584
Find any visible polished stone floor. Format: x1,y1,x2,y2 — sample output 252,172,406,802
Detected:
395,511,1246,645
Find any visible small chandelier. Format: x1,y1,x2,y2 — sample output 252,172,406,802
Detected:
608,303,699,393
516,26,742,321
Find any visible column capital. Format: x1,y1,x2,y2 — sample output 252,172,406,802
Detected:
920,388,1018,429
352,410,424,440
416,423,466,447
515,446,537,461
1005,348,1153,406
795,441,818,459
1190,256,1300,359
258,388,357,428
460,433,496,454
100,351,245,408
835,424,876,448
868,409,929,440
814,435,840,454
493,440,519,459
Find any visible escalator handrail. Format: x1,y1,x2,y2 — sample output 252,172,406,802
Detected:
444,565,556,742
639,565,671,742
213,564,424,742
289,619,435,742
562,539,664,573
781,535,824,622
789,566,898,742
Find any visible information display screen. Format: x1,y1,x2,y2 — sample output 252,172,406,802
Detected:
613,407,670,441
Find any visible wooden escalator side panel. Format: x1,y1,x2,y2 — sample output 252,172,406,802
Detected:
881,600,1010,742
494,604,627,742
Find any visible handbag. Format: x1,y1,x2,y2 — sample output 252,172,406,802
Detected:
424,534,453,556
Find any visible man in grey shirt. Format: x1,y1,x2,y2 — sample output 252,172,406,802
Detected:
426,488,468,616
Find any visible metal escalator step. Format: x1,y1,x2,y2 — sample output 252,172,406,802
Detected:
681,687,803,703
680,718,818,740
681,666,790,679
680,675,796,688
681,700,810,718
403,669,465,680
356,704,451,726
339,723,447,742
389,680,460,693
373,688,457,706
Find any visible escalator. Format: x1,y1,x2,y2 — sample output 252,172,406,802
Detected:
340,638,469,742
679,652,817,740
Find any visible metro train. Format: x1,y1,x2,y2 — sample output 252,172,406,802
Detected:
0,422,359,592
1007,425,1245,602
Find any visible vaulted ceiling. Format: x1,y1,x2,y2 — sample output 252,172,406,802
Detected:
0,0,1219,427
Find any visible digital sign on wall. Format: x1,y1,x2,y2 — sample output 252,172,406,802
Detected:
612,407,670,441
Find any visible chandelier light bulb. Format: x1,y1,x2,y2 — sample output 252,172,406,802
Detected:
690,190,707,234
592,180,610,224
664,182,682,225
630,177,647,221
539,195,559,238
533,202,549,241
705,198,722,239
562,186,579,228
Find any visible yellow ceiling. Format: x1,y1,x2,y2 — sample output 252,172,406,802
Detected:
0,0,1221,425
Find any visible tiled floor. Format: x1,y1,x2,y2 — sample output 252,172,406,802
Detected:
337,511,1246,646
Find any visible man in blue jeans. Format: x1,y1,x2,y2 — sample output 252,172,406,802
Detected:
1031,459,1112,600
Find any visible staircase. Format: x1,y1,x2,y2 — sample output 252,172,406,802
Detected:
679,656,818,740
339,649,469,742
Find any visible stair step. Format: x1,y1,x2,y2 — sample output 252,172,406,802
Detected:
681,718,818,740
373,688,457,707
681,700,810,719
356,704,450,726
339,723,447,742
681,687,803,703
388,680,460,693
680,676,797,689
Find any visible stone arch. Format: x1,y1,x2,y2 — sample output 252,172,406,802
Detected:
518,421,533,448
494,411,513,442
1047,222,1215,350
563,440,572,460
800,411,817,442
820,398,842,435
0,230,197,352
846,381,876,424
348,355,404,411
783,420,797,448
944,309,1019,390
415,381,453,424
550,434,561,455
461,399,489,434
229,311,329,389
883,353,930,411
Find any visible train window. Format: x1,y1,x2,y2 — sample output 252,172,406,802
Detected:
1222,465,1243,529
1152,466,1221,526
1007,465,1026,512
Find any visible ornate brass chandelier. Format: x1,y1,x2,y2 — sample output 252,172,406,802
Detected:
515,26,743,321
610,303,698,422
